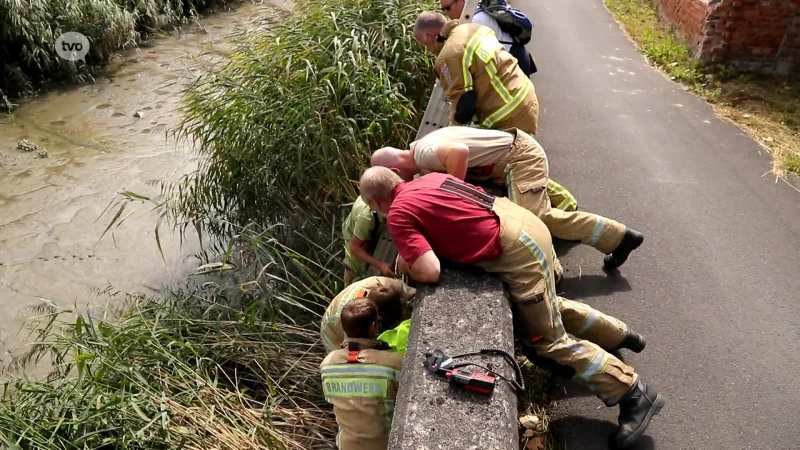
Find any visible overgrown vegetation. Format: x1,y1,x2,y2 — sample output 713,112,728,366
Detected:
0,230,338,450
0,0,475,447
605,0,800,176
0,0,221,101
1,0,560,447
163,0,436,239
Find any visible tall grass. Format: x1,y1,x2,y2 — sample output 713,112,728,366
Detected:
165,0,436,240
0,0,220,100
1,0,440,446
0,229,339,450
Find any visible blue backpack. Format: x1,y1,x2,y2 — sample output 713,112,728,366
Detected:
476,0,533,46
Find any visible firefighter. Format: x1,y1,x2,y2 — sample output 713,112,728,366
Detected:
342,196,394,285
321,276,415,354
370,126,644,269
440,0,537,77
412,10,578,212
359,167,665,449
370,284,413,354
320,298,404,450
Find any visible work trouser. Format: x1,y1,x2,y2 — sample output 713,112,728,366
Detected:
492,101,577,212
492,135,626,254
509,44,536,77
471,194,638,406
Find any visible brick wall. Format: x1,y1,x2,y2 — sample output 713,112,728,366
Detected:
652,0,799,75
653,0,712,51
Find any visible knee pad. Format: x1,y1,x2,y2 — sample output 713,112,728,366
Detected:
520,345,577,379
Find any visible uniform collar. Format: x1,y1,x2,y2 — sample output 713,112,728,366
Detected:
343,337,387,350
441,19,460,39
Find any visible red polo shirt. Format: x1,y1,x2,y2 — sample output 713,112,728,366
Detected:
387,172,503,267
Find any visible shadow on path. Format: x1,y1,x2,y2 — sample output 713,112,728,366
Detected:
553,238,581,257
550,415,656,450
557,273,632,300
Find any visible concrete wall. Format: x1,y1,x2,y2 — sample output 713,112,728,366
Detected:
652,0,799,75
387,265,519,450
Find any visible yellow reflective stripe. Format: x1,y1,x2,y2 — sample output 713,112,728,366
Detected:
485,60,513,103
504,165,517,204
518,231,557,304
547,179,578,211
325,278,372,326
462,27,493,92
576,309,599,335
482,80,531,128
586,217,606,246
321,364,401,381
579,351,610,381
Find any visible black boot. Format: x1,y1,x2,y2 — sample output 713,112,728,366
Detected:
612,380,666,449
604,229,644,270
613,330,646,353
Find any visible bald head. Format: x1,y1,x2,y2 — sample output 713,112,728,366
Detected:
360,166,403,210
414,11,447,35
371,147,419,182
371,147,402,168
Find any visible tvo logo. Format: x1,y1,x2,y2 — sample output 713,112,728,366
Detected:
55,32,90,62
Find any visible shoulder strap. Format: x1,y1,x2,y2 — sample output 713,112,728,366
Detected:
346,341,360,363
370,211,381,243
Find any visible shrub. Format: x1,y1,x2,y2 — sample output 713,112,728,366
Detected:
0,0,221,99
167,0,436,240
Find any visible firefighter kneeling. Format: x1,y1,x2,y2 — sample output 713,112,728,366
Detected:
359,167,666,449
320,298,404,450
370,126,644,270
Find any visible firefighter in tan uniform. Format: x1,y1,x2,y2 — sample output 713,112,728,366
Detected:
370,126,645,269
359,167,666,449
321,276,415,353
320,298,404,450
412,10,578,212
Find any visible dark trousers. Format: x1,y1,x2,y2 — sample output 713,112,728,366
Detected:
510,44,537,77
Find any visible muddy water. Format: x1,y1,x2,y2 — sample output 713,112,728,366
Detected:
0,2,273,369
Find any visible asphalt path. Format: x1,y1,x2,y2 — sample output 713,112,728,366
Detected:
513,1,800,449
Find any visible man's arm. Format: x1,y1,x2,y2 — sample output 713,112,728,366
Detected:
406,250,441,283
435,142,470,181
437,56,476,126
348,237,394,276
388,209,440,284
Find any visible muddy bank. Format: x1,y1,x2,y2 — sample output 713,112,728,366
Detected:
0,2,273,372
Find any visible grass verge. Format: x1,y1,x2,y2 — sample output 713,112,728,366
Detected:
605,0,800,177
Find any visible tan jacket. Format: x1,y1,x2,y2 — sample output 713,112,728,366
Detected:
321,338,404,450
320,276,416,353
435,20,538,130
410,126,548,193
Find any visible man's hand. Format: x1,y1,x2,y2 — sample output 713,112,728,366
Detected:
378,262,396,277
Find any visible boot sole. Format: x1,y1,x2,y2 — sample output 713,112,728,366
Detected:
614,394,666,449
